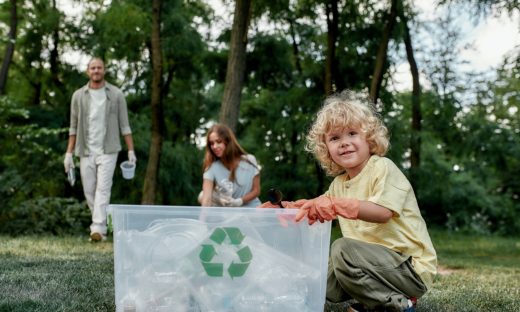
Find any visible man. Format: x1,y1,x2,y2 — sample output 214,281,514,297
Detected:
64,58,136,242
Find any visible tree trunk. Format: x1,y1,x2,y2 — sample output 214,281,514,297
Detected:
324,0,338,95
219,0,252,132
142,0,164,204
287,16,302,74
401,8,422,190
0,0,18,95
369,0,397,103
49,0,63,89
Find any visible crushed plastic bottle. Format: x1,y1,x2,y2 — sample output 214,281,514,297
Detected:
67,168,76,186
219,179,234,197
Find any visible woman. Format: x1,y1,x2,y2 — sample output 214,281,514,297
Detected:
199,123,261,207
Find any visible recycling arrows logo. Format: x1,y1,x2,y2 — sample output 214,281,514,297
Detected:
199,227,253,278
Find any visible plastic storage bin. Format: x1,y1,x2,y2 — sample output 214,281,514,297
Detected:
112,205,331,312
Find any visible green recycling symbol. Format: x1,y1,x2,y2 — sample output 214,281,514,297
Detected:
199,227,253,278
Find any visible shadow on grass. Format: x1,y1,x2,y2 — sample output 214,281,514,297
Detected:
2,229,519,311
0,236,114,312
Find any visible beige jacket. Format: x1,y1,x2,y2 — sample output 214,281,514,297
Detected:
68,82,132,157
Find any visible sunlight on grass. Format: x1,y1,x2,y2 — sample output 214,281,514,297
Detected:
0,235,112,259
1,229,519,311
0,235,114,312
420,228,520,311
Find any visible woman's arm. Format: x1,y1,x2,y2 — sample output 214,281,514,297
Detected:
240,174,260,204
200,179,214,207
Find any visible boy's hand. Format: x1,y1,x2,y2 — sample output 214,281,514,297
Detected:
257,199,307,228
257,199,306,209
280,199,306,209
258,201,280,208
295,196,335,224
295,196,360,224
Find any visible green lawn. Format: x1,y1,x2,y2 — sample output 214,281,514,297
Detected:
419,229,520,312
1,229,519,311
0,236,115,312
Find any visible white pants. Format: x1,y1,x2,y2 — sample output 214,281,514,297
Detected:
80,153,118,235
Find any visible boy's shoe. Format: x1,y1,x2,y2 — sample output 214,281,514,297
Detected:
402,297,417,312
324,300,350,312
347,302,385,312
89,232,106,242
347,297,417,312
346,303,364,312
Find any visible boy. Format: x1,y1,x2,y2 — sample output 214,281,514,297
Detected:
266,90,437,312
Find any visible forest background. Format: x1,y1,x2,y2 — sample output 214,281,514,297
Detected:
0,0,519,236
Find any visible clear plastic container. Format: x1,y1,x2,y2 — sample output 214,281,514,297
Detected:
120,161,135,179
112,205,331,312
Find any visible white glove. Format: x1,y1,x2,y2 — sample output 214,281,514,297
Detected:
221,197,243,207
64,153,74,173
128,150,137,164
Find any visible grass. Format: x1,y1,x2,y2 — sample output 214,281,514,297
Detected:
1,229,519,311
0,236,115,312
419,229,520,312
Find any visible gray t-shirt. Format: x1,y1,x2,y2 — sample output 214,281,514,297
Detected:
203,154,261,207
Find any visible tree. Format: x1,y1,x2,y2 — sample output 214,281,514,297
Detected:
438,0,520,18
0,0,17,95
219,0,252,132
141,0,164,204
324,0,338,95
48,0,63,90
399,2,422,189
369,0,397,103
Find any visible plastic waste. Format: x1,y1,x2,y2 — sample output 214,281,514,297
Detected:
218,179,234,197
112,205,330,312
67,168,76,186
120,161,136,179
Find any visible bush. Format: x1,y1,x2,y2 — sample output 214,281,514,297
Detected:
0,197,91,236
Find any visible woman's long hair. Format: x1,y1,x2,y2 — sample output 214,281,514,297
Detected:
203,123,247,181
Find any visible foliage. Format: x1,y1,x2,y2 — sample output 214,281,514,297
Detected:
157,141,204,205
0,97,75,229
0,197,90,236
240,88,328,199
0,0,519,235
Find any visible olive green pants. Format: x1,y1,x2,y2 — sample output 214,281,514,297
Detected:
327,238,427,311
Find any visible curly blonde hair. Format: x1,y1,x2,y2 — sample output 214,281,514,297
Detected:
305,90,389,176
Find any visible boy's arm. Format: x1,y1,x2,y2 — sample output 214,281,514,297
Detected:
356,200,393,223
295,195,393,224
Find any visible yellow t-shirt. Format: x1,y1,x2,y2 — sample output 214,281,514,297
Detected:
327,155,437,289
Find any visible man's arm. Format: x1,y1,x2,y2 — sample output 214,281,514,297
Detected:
66,135,76,153
124,134,136,164
64,135,77,172
124,134,134,151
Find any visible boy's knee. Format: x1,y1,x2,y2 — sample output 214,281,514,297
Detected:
330,237,355,265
